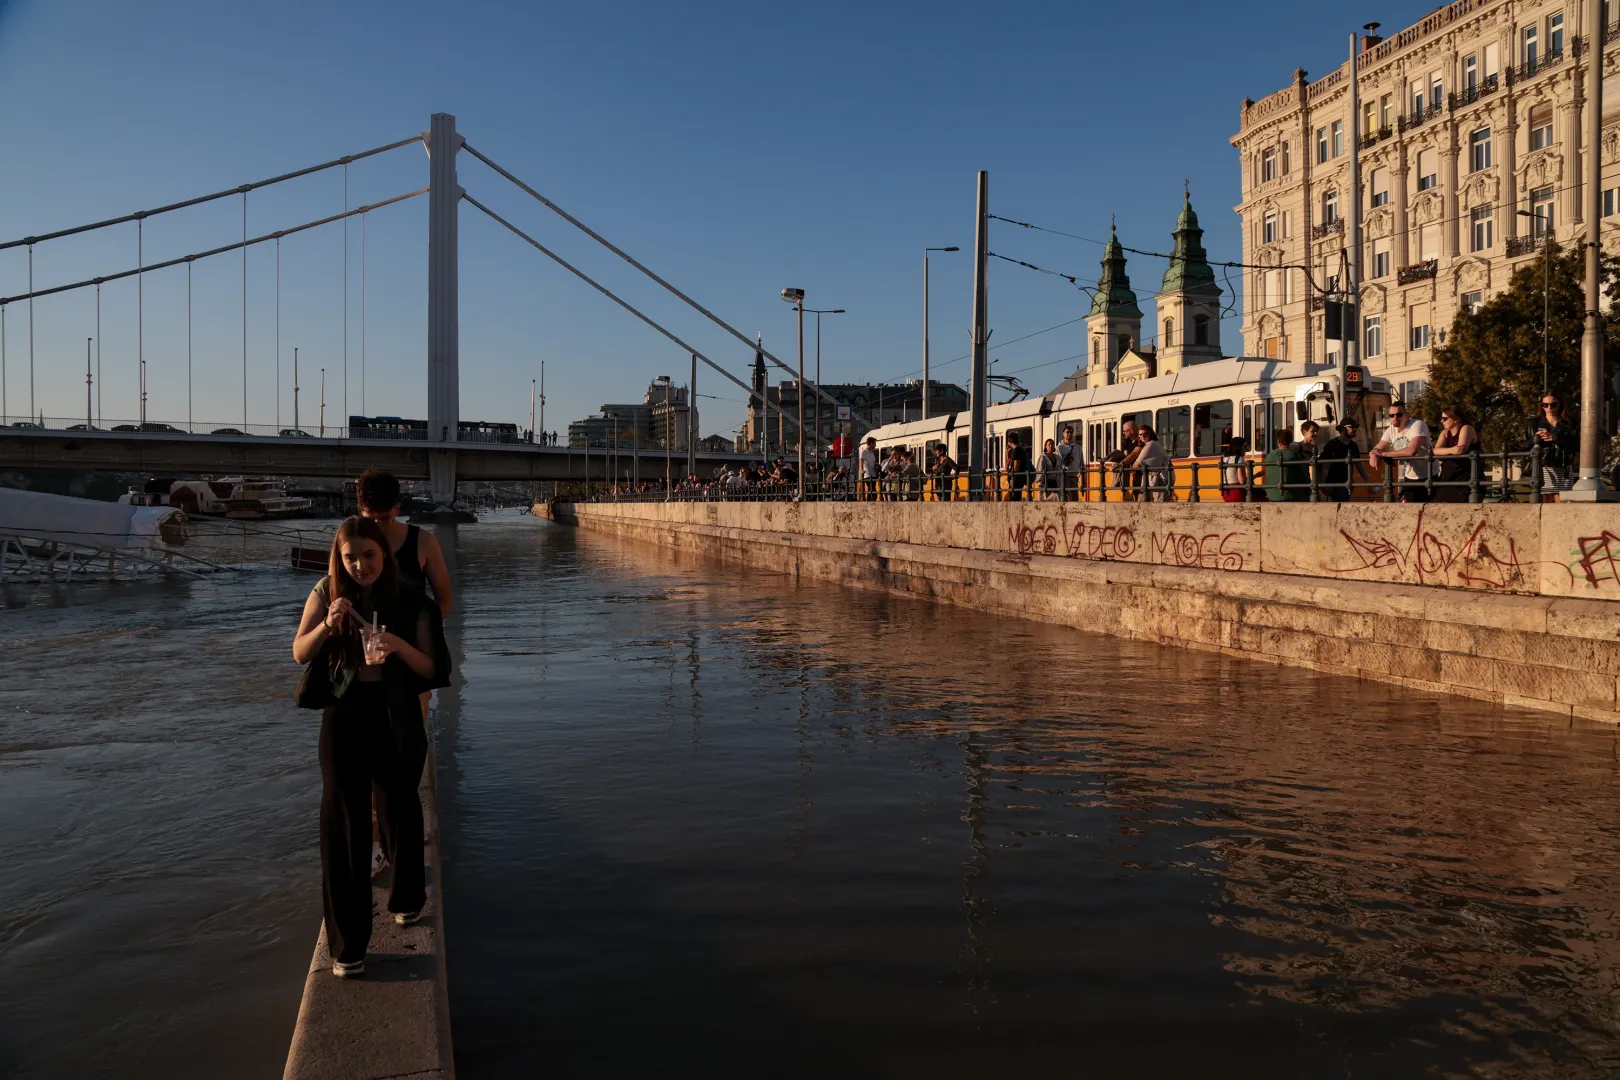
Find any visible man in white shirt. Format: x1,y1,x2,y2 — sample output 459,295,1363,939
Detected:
1056,424,1086,501
1368,401,1432,502
858,437,879,501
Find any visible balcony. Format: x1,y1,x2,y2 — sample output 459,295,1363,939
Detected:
1507,46,1576,86
1358,126,1396,150
1450,74,1500,109
1506,234,1551,257
1399,102,1445,132
1309,296,1326,311
1396,259,1439,284
1310,218,1344,240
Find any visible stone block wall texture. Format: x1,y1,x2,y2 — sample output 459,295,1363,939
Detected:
546,499,1620,724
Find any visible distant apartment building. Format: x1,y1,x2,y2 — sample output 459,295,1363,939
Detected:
740,349,968,454
567,377,696,449
1231,0,1620,402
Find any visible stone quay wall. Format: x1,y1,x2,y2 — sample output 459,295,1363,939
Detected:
541,498,1620,724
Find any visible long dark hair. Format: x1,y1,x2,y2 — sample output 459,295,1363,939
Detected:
326,516,400,673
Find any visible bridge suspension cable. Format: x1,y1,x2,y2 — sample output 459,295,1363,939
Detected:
462,191,797,442
0,135,424,252
460,141,866,434
0,188,427,307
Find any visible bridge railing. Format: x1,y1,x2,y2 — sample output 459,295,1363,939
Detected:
8,417,535,444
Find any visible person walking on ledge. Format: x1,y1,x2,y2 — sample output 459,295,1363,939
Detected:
292,516,448,978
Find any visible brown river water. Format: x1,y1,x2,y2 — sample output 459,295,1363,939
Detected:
3,515,1620,1077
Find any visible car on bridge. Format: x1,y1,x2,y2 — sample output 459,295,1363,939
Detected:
210,428,247,436
9,421,42,430
279,428,315,438
140,423,186,434
66,424,102,431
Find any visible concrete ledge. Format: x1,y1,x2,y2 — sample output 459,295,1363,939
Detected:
547,500,1620,724
283,738,454,1080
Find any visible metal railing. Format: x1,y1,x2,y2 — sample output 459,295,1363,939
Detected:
575,446,1582,506
1396,258,1439,284
1506,234,1551,257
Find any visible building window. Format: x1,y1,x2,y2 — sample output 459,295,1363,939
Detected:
1194,314,1209,346
1164,318,1175,347
1418,223,1441,262
1263,212,1278,243
1523,23,1539,68
1373,245,1390,279
1604,187,1620,217
1549,12,1564,56
1092,337,1100,369
1380,93,1393,131
1531,187,1555,239
1365,316,1382,358
1317,126,1328,163
1370,167,1389,207
1470,205,1494,251
1401,378,1429,402
1261,147,1278,182
1417,148,1438,190
1410,321,1430,351
1464,54,1478,93
1529,103,1553,150
1331,120,1344,157
1322,189,1338,225
1411,79,1425,118
1469,127,1492,171
1430,73,1443,111
1462,290,1484,315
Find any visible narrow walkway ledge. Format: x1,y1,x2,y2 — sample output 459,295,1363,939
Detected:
283,738,454,1080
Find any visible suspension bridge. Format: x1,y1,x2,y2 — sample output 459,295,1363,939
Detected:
0,113,858,501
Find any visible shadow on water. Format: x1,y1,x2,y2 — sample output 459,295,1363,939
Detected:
431,519,1620,1078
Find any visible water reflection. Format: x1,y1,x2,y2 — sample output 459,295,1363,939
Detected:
439,520,1620,1077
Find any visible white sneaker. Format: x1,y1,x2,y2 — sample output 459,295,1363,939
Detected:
393,909,423,926
332,959,365,978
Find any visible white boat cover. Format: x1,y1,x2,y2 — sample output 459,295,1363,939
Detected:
0,487,187,550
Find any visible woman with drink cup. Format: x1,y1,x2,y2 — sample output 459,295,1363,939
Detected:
292,516,448,978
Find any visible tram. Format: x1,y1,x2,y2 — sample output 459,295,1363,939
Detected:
348,415,522,444
864,358,1394,500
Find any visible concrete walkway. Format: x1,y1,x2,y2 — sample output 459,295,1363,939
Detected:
283,741,455,1080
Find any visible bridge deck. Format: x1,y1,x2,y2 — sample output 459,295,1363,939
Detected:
0,428,756,481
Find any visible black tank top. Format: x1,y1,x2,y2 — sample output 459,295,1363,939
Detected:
394,525,427,586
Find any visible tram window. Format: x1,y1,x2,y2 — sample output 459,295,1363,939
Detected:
956,435,968,462
988,436,1004,472
1269,400,1285,438
1155,406,1192,458
1195,400,1234,456
1009,427,1034,462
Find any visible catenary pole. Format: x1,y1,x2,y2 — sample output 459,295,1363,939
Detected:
969,171,990,500
1571,0,1614,497
1343,31,1362,416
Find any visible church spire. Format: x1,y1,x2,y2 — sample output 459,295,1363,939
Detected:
1160,194,1218,295
1089,221,1142,318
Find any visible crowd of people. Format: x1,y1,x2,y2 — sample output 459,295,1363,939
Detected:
582,396,1582,505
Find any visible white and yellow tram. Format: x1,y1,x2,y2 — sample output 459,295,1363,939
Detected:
864,358,1394,500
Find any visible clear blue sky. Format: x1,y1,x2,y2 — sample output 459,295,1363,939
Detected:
0,0,1396,440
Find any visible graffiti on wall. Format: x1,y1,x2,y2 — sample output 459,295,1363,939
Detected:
1573,531,1620,590
1006,513,1249,571
1328,507,1570,592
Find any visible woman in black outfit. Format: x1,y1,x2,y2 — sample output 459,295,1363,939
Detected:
292,516,448,978
1432,403,1479,502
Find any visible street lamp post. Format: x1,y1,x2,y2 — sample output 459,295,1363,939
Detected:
803,307,845,468
781,288,806,499
1515,209,1552,396
923,246,959,420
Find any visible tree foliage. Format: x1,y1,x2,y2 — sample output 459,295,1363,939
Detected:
1419,243,1620,450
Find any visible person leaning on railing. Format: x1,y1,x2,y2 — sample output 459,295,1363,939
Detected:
1037,438,1063,501
1368,400,1432,503
930,444,958,501
1264,428,1306,502
1316,421,1367,501
1529,392,1578,491
1057,424,1085,501
1135,426,1173,501
1220,436,1251,501
1432,404,1480,502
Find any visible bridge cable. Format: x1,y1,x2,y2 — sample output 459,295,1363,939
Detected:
2,304,7,425
275,237,280,432
462,191,800,443
0,188,428,306
28,244,34,422
361,211,367,416
137,218,143,425
243,191,249,429
342,162,349,429
459,141,867,434
187,260,193,432
0,134,424,252
94,282,101,426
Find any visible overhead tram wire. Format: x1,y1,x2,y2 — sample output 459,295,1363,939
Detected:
458,140,861,430
876,314,1093,386
0,189,428,307
0,134,424,252
460,190,800,440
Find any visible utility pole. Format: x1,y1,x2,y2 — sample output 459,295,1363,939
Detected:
139,359,146,426
319,368,326,438
530,379,537,443
968,171,990,499
664,375,673,496
1570,0,1615,497
539,359,546,442
688,352,697,480
293,347,300,435
1343,30,1365,418
85,338,92,429
924,246,958,420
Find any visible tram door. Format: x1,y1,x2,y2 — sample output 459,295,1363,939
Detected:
1239,395,1271,453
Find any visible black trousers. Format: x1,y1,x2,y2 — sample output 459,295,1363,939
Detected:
319,682,427,964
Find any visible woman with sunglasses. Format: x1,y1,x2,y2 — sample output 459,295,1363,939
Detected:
1432,404,1479,502
1530,393,1579,491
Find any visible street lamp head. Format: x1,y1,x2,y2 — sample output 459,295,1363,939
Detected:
780,287,805,303
942,246,960,252
831,308,846,313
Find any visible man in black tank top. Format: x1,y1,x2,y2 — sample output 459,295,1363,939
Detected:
356,470,452,616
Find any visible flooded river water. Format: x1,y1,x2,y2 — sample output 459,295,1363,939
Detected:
5,516,1620,1077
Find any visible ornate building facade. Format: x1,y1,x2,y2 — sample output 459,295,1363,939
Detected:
1231,0,1620,401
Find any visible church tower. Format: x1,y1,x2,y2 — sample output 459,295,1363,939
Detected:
1085,223,1143,386
1155,193,1223,373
